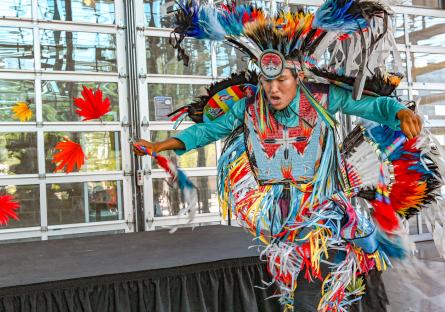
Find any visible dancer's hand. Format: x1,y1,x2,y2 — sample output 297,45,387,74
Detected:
397,109,422,140
132,138,185,156
133,139,158,156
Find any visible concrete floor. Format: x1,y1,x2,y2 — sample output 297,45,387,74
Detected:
383,241,445,312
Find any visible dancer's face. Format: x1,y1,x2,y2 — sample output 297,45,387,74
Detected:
260,69,299,111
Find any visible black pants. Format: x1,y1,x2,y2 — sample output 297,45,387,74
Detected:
293,270,389,312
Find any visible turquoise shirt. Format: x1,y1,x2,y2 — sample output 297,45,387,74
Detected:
173,84,406,155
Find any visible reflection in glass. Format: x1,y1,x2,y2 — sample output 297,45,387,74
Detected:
428,128,445,147
45,132,121,173
148,83,206,121
0,80,35,122
399,0,441,9
0,133,38,175
146,36,212,76
47,180,123,225
406,15,445,47
153,176,218,217
0,27,33,70
393,14,406,44
144,0,177,28
411,53,445,84
0,184,40,229
414,89,445,120
151,131,216,169
408,215,419,235
38,0,115,24
385,52,407,80
41,30,116,72
42,81,119,122
394,89,409,102
216,42,248,78
1,0,32,18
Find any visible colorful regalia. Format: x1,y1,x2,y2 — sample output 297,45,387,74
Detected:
165,0,445,311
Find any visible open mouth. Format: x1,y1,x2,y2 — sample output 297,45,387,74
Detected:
270,95,281,105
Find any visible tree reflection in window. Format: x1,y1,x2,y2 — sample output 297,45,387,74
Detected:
0,133,38,175
40,30,116,72
42,81,119,122
38,0,115,24
152,176,218,217
0,80,35,122
45,131,121,173
0,184,40,229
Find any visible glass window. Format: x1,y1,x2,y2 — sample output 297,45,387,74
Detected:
151,131,216,169
146,36,212,76
144,0,177,28
0,80,35,122
414,89,445,120
0,132,38,175
395,89,409,102
38,0,115,24
393,14,406,44
411,52,445,83
408,215,419,235
406,15,445,47
399,0,441,9
386,52,407,80
429,128,445,148
147,83,207,121
42,81,119,122
1,0,32,18
215,42,248,78
40,30,116,72
0,184,40,229
0,27,33,70
152,176,218,217
47,180,123,225
45,131,121,173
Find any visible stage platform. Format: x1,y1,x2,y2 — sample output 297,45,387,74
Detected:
0,225,443,312
0,225,280,312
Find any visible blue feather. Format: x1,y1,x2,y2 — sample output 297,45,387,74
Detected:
376,230,407,259
313,0,368,33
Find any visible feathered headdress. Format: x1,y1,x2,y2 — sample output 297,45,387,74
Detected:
170,0,403,99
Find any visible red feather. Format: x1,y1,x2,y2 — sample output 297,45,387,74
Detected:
0,195,20,225
52,139,85,173
74,86,111,121
371,199,399,232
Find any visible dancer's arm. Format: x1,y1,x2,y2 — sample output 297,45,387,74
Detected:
133,99,246,156
328,85,422,139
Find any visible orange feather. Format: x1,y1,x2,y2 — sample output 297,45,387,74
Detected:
52,139,85,173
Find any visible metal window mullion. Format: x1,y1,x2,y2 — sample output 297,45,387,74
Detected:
115,0,134,230
144,28,172,37
133,0,155,231
39,72,119,82
410,45,445,54
146,75,214,85
39,124,122,132
83,183,90,223
146,122,194,131
0,71,36,80
32,14,49,240
412,82,445,90
403,13,414,100
35,22,117,34
0,176,40,186
211,42,218,79
45,172,123,182
151,168,217,179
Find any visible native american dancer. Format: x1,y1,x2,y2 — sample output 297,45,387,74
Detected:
133,1,445,311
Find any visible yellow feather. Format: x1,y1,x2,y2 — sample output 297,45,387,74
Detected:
12,102,33,122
